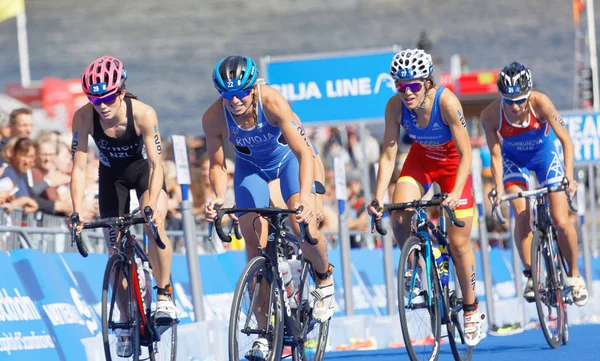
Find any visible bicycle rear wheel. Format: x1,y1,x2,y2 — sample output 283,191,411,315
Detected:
292,260,330,361
229,256,284,361
398,236,442,361
445,264,473,361
531,230,563,349
102,253,141,361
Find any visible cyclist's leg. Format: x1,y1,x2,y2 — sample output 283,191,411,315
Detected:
535,151,587,305
99,176,133,355
99,177,130,318
547,192,579,277
279,156,334,322
131,160,176,320
440,176,476,305
138,187,172,292
434,166,482,346
234,164,271,329
503,158,533,271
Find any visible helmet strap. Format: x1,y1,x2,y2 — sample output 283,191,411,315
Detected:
416,89,429,110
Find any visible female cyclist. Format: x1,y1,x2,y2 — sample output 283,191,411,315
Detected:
69,55,177,357
480,62,587,306
367,49,484,346
203,55,335,360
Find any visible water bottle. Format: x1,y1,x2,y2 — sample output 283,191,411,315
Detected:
142,261,153,309
432,247,445,284
133,256,149,307
278,256,294,299
439,244,449,286
288,257,302,308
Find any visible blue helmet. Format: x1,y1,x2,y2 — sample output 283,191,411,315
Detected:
212,56,258,92
497,62,532,95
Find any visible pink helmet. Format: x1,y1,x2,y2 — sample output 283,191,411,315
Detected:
81,56,127,96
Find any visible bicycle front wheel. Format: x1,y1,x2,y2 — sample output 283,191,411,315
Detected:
229,256,284,361
293,261,330,361
398,236,442,361
531,230,563,349
102,253,141,361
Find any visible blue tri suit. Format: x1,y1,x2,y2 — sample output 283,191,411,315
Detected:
224,86,313,211
496,105,564,188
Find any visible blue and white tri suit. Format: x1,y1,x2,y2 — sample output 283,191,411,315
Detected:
225,86,306,209
497,105,564,188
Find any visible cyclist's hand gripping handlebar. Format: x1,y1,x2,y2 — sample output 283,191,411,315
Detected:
70,213,89,258
143,206,166,249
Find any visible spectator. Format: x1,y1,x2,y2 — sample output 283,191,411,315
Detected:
0,138,38,213
30,137,70,201
8,108,33,139
0,138,70,215
323,135,351,170
347,125,380,169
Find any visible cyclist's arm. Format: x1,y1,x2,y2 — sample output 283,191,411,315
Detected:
440,90,472,196
263,86,314,200
374,96,400,203
137,104,165,208
536,92,575,181
202,101,228,199
70,107,90,214
480,102,504,192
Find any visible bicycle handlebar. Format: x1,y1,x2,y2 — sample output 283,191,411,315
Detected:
490,177,578,225
70,206,165,257
70,213,88,258
143,206,166,249
370,193,465,236
212,207,318,245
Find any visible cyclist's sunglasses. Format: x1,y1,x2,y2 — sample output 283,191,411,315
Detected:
396,82,424,93
220,89,252,100
502,93,530,106
88,92,120,106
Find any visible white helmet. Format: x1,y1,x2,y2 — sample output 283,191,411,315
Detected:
390,49,434,80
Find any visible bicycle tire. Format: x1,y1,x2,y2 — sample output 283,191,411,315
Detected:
531,230,563,349
558,249,569,346
445,264,473,361
102,253,141,360
229,256,284,361
398,236,442,361
149,275,178,361
292,261,330,361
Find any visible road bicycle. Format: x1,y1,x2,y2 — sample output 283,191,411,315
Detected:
372,193,474,361
71,206,178,361
491,177,577,348
213,206,330,361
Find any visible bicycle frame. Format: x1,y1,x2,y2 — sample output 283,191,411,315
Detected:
106,226,157,343
407,207,449,310
214,207,318,349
